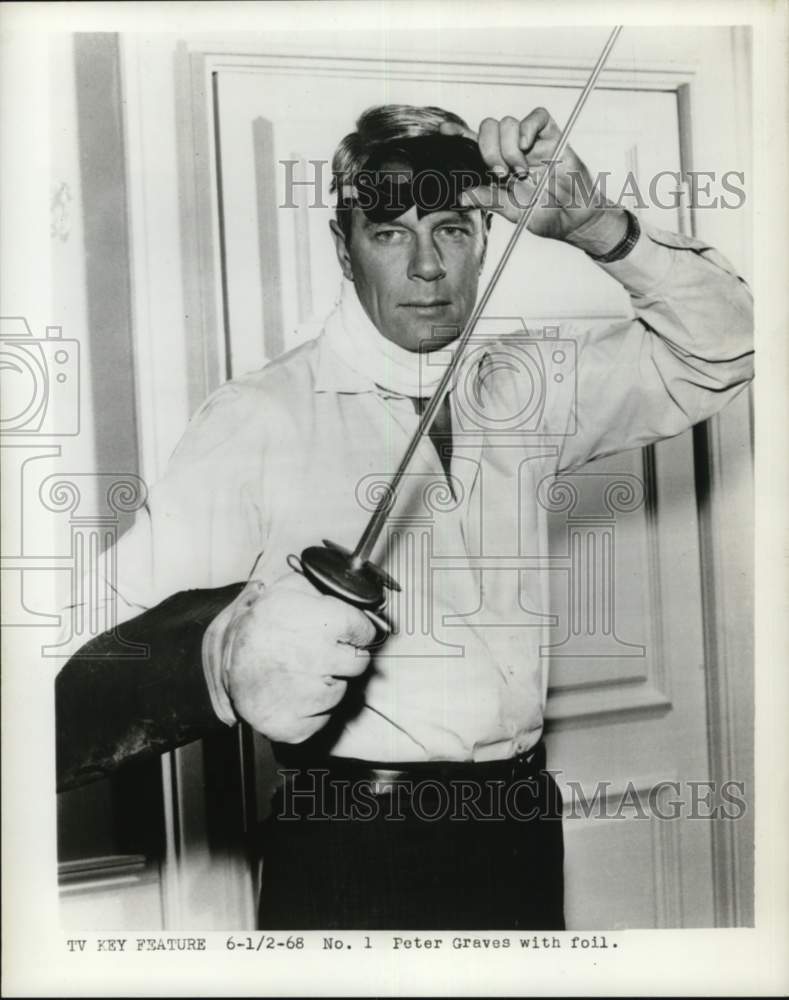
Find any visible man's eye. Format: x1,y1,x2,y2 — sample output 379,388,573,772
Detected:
374,229,406,243
437,225,470,239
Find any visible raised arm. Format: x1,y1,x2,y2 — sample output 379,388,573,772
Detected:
439,109,753,469
556,216,753,471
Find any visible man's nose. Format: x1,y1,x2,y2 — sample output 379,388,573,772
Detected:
407,234,446,281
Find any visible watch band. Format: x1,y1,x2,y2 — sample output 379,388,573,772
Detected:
588,210,641,263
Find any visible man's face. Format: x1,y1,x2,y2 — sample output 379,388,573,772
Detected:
331,206,488,353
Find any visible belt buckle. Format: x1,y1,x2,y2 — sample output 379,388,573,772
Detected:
369,767,408,795
511,747,536,782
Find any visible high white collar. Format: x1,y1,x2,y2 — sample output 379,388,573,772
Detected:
320,278,458,398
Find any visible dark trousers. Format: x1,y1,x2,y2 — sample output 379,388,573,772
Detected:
258,743,565,930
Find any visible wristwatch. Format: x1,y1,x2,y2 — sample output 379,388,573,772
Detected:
588,210,641,263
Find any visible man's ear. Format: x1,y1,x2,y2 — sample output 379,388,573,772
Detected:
479,211,493,273
329,219,354,282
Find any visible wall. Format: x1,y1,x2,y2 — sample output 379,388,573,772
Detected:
51,32,165,928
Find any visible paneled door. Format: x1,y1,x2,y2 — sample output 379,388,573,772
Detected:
206,49,714,929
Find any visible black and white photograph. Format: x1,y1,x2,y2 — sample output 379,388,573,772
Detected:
1,1,787,996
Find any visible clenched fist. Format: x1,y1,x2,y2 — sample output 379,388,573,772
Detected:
439,109,628,247
207,573,377,743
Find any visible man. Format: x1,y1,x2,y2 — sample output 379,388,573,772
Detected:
56,104,753,930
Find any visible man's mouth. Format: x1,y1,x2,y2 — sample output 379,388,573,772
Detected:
400,300,451,313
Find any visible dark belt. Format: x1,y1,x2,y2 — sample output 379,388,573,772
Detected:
273,740,548,792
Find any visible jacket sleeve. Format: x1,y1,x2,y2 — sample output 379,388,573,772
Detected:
56,583,245,792
553,221,753,472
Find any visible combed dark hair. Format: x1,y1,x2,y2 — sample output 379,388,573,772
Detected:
331,104,469,239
